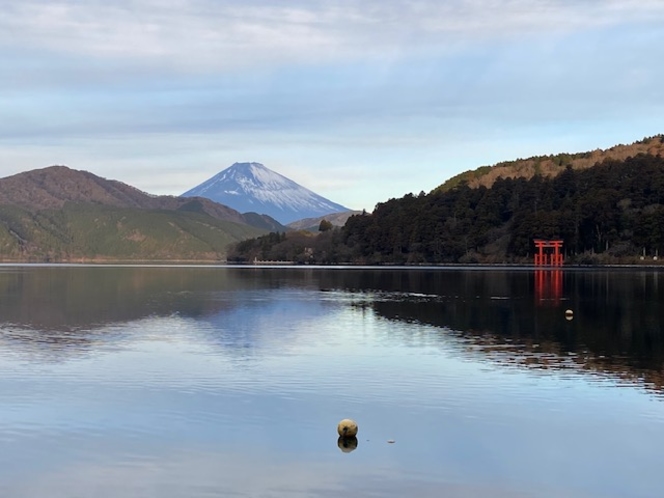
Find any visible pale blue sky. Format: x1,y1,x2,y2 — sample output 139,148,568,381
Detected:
1,0,663,210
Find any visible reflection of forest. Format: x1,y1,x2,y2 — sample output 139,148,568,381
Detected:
336,269,664,394
1,267,662,392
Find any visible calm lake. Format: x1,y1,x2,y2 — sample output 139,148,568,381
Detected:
0,265,663,498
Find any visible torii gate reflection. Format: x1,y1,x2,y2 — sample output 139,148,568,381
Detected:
534,269,562,306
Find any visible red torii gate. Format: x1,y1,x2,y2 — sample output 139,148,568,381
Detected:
533,239,564,266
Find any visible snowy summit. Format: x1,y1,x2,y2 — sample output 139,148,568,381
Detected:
181,162,350,224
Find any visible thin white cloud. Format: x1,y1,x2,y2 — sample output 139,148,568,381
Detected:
1,0,663,71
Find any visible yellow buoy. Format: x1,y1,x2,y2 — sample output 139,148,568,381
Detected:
337,418,358,438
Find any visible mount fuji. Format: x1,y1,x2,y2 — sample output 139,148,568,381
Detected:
181,162,350,224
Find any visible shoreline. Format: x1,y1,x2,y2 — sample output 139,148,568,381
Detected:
1,261,664,271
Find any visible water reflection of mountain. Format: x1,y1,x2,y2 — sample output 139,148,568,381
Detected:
0,266,334,361
0,267,231,358
0,266,255,328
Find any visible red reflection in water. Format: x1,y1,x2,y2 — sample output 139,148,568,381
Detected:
534,269,562,306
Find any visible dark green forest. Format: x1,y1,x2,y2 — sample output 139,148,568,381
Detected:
228,152,664,265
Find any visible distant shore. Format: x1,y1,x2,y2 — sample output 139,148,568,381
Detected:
1,260,664,271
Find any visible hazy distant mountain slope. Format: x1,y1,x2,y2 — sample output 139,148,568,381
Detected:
436,135,664,192
181,162,350,224
287,210,363,232
0,165,283,231
240,212,291,232
0,203,266,262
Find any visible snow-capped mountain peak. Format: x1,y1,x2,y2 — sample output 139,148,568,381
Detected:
181,162,350,224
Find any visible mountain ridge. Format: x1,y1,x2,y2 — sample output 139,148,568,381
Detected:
436,135,664,193
0,165,287,232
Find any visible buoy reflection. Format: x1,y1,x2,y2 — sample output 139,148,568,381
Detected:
337,436,358,453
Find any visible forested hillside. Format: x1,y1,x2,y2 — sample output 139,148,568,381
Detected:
0,203,265,262
229,153,664,265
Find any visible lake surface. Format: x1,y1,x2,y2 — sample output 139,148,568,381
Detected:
0,265,663,498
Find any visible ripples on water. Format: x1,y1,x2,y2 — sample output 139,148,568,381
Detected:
0,266,663,497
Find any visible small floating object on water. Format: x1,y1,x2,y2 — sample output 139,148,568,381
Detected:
565,309,574,321
337,418,358,438
387,440,395,444
337,436,358,453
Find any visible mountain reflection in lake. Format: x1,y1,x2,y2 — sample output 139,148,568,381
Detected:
0,266,662,498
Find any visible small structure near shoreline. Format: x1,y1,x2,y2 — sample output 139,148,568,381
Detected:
533,239,564,266
252,258,294,265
